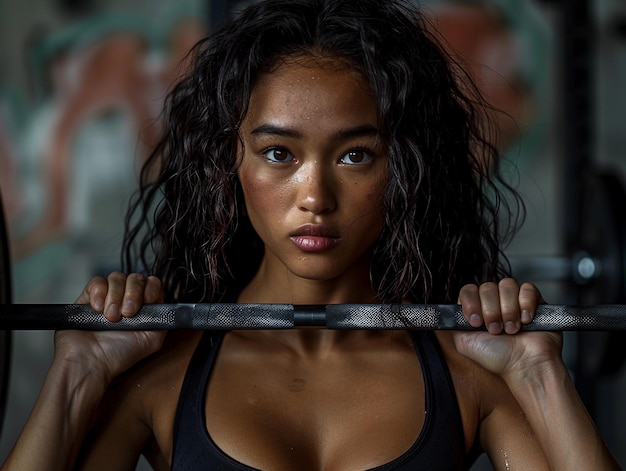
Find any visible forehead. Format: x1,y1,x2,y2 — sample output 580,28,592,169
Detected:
243,56,378,128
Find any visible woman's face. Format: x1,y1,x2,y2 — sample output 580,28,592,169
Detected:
237,57,388,284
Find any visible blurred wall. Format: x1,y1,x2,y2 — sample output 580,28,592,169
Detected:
0,0,207,465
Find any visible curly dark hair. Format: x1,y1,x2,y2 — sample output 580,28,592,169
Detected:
123,0,524,304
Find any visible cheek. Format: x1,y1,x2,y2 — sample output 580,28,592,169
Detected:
356,176,387,215
239,167,292,226
340,180,387,242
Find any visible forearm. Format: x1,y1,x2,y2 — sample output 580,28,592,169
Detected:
1,358,107,471
504,358,620,470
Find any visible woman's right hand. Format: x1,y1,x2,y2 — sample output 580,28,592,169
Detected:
53,272,167,388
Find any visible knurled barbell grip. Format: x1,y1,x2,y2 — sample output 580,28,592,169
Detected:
0,303,295,330
1,303,626,331
324,304,626,330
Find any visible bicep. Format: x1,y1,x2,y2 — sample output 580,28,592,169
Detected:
73,383,153,470
478,384,550,471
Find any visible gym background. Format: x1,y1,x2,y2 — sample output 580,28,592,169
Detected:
0,0,625,469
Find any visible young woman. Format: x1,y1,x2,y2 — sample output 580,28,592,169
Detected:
2,0,619,469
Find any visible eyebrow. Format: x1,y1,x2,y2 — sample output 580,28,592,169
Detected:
250,123,380,140
251,124,302,138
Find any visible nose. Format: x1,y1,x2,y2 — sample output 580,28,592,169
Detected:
296,161,337,215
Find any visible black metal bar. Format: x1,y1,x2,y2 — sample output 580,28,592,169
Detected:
293,305,327,327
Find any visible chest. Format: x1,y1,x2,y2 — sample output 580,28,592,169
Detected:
204,333,427,470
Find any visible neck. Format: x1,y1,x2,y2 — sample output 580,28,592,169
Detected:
238,258,378,305
234,256,387,354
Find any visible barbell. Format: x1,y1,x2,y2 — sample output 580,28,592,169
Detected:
2,302,626,331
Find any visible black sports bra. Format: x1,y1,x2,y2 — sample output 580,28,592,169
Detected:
172,330,468,470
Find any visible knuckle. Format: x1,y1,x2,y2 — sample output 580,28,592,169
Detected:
460,283,479,294
498,277,516,285
498,277,519,293
478,283,500,318
127,272,146,283
479,282,500,312
481,306,499,319
125,273,146,295
86,275,108,295
107,270,126,280
145,276,164,302
478,282,498,298
107,271,127,286
105,271,128,299
519,282,538,296
146,275,163,289
500,304,519,320
458,283,479,301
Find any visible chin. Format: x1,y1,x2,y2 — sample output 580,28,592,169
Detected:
286,258,362,283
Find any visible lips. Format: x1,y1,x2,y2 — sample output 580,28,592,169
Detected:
289,224,341,252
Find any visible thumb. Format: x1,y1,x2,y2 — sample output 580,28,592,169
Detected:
451,331,515,374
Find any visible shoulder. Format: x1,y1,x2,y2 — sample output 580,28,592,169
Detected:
119,330,204,432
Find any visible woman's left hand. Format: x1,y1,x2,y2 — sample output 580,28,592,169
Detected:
452,278,563,379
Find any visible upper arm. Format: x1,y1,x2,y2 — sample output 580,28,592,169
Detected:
74,332,198,471
437,333,551,470
73,377,153,471
477,375,551,471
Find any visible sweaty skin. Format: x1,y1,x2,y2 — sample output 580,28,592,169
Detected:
237,57,387,304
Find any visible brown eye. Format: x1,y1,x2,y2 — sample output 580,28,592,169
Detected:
341,150,372,165
264,148,294,163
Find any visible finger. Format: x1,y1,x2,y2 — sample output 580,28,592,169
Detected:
104,271,128,321
458,284,483,328
120,273,147,318
498,278,521,334
144,276,164,304
519,282,542,324
479,282,503,334
75,275,108,311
